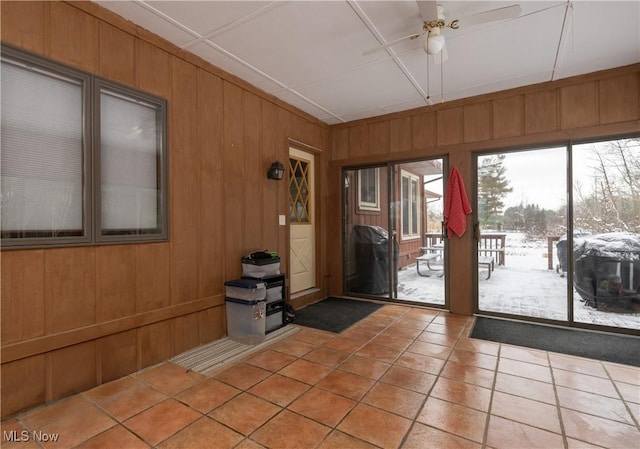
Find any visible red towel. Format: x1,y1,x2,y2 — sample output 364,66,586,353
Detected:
444,167,472,238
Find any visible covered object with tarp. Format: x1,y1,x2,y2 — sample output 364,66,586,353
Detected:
350,225,399,295
573,232,640,307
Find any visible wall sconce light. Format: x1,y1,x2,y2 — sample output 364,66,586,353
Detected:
267,161,285,180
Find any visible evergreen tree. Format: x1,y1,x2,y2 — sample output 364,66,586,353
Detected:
478,155,513,229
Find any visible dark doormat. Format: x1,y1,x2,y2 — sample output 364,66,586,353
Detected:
293,297,384,334
470,317,640,367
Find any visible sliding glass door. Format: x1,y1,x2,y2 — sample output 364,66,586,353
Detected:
476,137,640,333
476,147,569,321
343,158,447,307
571,138,640,330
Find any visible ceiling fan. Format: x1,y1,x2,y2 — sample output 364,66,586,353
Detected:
363,1,523,60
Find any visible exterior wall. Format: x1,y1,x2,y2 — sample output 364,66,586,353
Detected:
0,1,329,418
327,65,640,315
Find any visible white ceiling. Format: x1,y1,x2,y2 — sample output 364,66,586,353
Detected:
95,0,640,125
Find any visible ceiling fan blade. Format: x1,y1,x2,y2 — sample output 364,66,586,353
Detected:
362,32,424,56
416,0,438,20
456,4,522,27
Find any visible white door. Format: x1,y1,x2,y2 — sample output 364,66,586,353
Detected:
289,148,315,294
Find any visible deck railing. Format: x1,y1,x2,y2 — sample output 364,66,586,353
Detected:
424,232,507,265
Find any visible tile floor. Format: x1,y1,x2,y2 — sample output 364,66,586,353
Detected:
2,304,639,449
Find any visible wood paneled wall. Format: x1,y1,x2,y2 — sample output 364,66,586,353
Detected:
327,65,640,313
0,1,328,418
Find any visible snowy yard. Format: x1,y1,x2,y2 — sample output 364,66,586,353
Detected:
396,232,640,330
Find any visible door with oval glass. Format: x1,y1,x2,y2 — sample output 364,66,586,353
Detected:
289,148,315,295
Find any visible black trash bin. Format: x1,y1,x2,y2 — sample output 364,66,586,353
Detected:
351,225,399,295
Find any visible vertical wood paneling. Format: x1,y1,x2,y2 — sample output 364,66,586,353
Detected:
136,243,171,313
44,248,96,334
98,330,137,383
173,313,200,356
198,306,225,345
223,82,245,280
138,321,172,370
135,40,171,98
524,89,559,134
48,2,97,72
243,92,264,252
437,107,463,146
276,108,292,275
349,124,369,158
97,22,135,86
1,250,45,344
464,102,492,142
412,111,436,150
171,59,200,304
48,341,96,401
390,117,412,153
331,128,349,160
0,1,45,53
197,70,225,298
1,355,46,418
262,101,280,251
0,0,331,419
291,114,316,147
493,95,524,139
599,73,639,124
369,121,390,155
95,245,136,322
561,82,599,129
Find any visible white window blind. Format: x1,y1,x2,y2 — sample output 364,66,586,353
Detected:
100,89,160,234
1,61,84,237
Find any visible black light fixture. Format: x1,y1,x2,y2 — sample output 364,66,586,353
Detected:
267,161,285,180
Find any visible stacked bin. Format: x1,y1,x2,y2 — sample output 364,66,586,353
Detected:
224,278,267,345
241,252,285,333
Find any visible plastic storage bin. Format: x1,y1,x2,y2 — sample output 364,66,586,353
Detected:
242,254,280,278
224,278,266,301
225,297,266,345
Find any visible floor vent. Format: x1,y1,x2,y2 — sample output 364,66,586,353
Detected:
171,325,299,375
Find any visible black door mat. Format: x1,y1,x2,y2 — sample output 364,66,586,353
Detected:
292,297,384,334
470,316,640,367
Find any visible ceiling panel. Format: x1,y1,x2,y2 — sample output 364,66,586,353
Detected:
93,0,640,126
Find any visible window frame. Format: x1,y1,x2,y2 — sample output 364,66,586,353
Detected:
357,167,380,211
94,78,169,244
401,170,421,240
1,45,169,249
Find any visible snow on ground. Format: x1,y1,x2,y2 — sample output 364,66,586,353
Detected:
396,232,640,330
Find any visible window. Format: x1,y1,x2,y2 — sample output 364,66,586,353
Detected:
401,170,420,238
1,46,168,248
358,168,380,211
